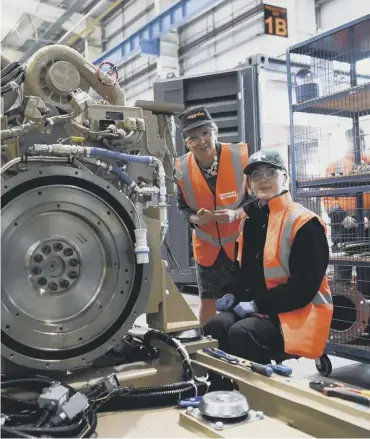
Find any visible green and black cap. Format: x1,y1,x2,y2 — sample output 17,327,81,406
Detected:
243,150,288,175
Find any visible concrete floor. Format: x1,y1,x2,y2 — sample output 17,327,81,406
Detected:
175,292,370,388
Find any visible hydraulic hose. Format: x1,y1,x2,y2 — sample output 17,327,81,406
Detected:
110,166,135,186
88,147,153,164
27,144,169,242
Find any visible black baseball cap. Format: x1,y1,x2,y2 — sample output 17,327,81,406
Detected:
244,150,288,175
179,106,214,133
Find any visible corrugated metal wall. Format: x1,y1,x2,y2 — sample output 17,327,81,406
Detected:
101,0,157,104
99,0,368,104
178,0,264,75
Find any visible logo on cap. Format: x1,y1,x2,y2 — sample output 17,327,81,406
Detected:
188,111,205,120
252,151,267,162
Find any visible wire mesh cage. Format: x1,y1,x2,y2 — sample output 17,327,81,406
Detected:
288,15,370,369
298,195,370,353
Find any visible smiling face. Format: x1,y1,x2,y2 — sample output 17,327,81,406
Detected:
248,163,287,202
184,124,217,162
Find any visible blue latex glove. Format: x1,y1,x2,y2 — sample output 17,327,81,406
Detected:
233,301,257,318
216,294,235,312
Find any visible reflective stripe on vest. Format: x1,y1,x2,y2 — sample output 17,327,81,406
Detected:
178,144,246,212
236,193,333,358
194,228,239,246
264,206,333,307
176,143,248,266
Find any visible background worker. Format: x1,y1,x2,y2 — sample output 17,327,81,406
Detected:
204,150,333,363
324,127,369,292
325,128,369,246
175,106,249,326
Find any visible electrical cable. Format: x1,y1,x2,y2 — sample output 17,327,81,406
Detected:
1,61,25,94
163,238,180,271
1,329,209,438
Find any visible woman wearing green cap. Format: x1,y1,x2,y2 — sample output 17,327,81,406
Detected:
204,149,333,363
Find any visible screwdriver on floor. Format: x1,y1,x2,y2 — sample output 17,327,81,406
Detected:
202,348,273,377
267,363,293,377
243,361,274,377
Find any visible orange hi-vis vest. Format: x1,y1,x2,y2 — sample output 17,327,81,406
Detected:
176,143,249,267
236,192,333,359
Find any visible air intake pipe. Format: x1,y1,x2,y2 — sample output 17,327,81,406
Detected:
24,45,126,111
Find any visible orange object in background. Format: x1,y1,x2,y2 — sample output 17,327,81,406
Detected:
324,151,370,213
323,194,370,213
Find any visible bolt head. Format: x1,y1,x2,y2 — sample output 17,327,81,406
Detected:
215,421,224,430
42,245,51,254
63,248,73,257
68,271,78,279
34,254,44,263
53,243,63,252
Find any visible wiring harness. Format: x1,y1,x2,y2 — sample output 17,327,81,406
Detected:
1,61,25,95
1,329,209,438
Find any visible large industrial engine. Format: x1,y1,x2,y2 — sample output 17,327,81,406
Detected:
1,45,183,373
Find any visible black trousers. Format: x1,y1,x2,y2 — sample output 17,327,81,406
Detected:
203,311,285,364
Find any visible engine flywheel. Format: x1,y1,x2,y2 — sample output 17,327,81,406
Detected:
1,166,152,371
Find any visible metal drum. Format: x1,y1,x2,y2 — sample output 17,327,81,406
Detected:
199,391,250,420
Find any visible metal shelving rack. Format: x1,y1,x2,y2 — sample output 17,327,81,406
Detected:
287,15,370,375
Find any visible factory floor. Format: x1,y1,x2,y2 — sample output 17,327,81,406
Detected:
97,291,369,438
179,292,370,389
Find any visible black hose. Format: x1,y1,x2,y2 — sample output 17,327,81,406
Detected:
99,381,208,411
2,412,96,438
15,419,85,435
1,374,56,384
1,329,206,436
143,329,195,381
1,425,36,439
126,381,196,394
1,374,80,396
1,378,56,391
1,394,38,407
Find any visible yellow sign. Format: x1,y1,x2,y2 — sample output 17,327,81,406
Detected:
264,4,288,38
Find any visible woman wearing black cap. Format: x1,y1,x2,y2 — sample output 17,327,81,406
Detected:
175,106,250,326
203,150,333,363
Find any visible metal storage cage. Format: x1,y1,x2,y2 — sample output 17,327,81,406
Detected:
154,55,299,288
287,15,370,376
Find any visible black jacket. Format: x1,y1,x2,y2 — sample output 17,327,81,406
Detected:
235,199,329,316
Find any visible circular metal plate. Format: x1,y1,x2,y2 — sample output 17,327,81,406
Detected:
46,61,80,94
1,166,153,371
329,283,370,344
199,391,249,419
